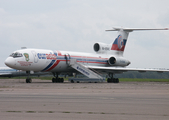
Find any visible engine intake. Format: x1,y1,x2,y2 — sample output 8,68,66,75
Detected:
108,57,116,65
94,43,100,52
108,56,131,66
93,42,110,53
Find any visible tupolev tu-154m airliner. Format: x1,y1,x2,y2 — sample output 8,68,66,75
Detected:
4,27,169,83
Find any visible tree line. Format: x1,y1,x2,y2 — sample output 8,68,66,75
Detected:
114,71,169,79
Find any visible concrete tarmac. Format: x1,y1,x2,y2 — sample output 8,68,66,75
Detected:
0,79,169,120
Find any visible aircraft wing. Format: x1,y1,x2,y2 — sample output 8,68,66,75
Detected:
0,73,13,77
0,73,12,75
86,66,169,74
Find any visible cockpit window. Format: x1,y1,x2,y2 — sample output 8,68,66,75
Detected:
10,52,23,58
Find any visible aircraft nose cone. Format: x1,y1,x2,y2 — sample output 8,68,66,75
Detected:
5,57,15,68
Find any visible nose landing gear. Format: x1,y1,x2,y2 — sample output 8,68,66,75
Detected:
26,71,32,83
26,78,32,83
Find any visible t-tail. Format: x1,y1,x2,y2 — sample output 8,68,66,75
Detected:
106,27,168,56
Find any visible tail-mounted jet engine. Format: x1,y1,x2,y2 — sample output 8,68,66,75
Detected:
93,42,111,53
108,56,131,66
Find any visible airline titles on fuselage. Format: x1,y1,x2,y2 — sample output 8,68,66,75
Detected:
37,53,57,60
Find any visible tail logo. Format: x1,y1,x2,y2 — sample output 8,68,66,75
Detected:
111,35,126,51
117,35,123,49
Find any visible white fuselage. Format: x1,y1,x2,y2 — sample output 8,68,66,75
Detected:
5,48,130,73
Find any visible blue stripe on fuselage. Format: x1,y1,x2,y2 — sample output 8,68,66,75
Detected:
41,60,56,72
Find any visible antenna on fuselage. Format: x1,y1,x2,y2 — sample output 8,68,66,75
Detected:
21,47,27,49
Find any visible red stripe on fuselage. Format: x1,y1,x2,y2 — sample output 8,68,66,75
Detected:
46,60,60,71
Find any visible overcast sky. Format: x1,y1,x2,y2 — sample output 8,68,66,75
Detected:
0,0,169,68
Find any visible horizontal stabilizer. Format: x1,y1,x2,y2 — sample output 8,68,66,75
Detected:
106,27,169,32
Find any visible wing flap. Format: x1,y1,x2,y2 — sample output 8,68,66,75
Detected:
86,66,169,73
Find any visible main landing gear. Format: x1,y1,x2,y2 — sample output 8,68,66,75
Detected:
107,73,119,83
52,73,64,83
52,77,64,83
107,78,119,83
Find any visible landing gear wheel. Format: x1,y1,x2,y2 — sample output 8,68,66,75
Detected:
52,78,56,83
26,78,32,83
52,77,64,83
107,78,119,83
58,78,61,83
60,78,64,83
113,78,119,83
107,78,111,83
115,78,119,83
29,79,32,83
71,80,74,83
26,79,29,83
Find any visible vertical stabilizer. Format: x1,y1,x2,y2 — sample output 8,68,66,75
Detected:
111,29,129,52
106,27,168,56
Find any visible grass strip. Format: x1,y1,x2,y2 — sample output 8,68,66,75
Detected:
119,78,169,82
1,77,169,82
